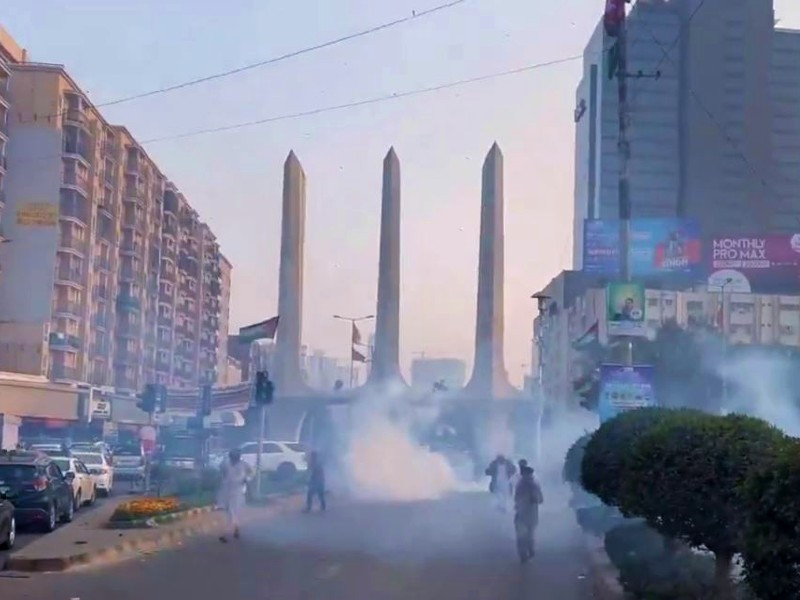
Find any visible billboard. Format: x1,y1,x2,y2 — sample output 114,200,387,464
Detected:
17,203,58,227
598,364,657,423
606,282,647,337
706,235,800,293
584,218,702,277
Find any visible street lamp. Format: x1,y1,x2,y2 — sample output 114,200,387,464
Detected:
333,314,374,388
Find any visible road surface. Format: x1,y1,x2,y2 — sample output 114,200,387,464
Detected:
1,489,591,599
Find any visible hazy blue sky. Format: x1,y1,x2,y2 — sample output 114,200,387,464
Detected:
4,1,799,385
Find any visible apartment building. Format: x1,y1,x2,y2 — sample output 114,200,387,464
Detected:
0,30,231,392
533,270,800,407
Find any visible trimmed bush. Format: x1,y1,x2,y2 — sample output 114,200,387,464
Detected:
742,440,800,599
620,412,784,597
581,407,673,506
562,432,592,484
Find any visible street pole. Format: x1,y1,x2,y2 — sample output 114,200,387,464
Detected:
720,278,732,411
616,7,634,367
254,403,266,498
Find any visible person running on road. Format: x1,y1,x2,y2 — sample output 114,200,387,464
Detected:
485,454,516,512
219,448,253,542
304,450,326,513
514,464,544,564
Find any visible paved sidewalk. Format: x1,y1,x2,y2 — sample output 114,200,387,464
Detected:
4,494,302,572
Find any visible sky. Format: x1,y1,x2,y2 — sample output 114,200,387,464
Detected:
3,0,800,387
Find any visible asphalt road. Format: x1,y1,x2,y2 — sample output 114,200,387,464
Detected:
0,486,591,600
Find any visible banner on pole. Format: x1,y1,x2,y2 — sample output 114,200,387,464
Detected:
598,364,656,423
606,282,647,337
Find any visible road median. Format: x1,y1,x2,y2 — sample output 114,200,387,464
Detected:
5,492,302,573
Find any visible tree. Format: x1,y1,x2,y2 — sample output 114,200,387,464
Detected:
580,408,671,507
619,412,785,597
563,432,592,484
742,440,800,599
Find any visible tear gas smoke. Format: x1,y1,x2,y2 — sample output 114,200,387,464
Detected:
337,384,463,502
722,351,800,436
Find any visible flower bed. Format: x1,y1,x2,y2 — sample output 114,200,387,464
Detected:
110,497,183,523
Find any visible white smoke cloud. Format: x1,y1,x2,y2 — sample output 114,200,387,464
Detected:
336,384,463,502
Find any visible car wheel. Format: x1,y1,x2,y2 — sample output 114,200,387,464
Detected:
74,491,82,511
0,517,14,550
276,462,297,481
44,503,57,532
61,496,75,523
88,486,96,505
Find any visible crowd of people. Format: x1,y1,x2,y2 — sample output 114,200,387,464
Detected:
215,446,542,564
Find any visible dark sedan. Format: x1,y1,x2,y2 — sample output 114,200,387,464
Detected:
0,451,74,532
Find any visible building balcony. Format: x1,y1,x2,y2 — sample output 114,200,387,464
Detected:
53,299,82,318
62,169,90,196
94,312,109,329
119,265,138,283
62,138,92,164
55,267,84,288
101,140,120,161
90,369,109,387
156,355,171,372
63,108,90,132
51,363,80,381
161,268,177,282
115,349,139,367
121,214,144,233
92,341,110,356
175,322,195,339
116,293,141,312
49,332,82,352
119,242,142,257
93,284,110,302
58,235,86,258
94,256,112,272
0,155,7,174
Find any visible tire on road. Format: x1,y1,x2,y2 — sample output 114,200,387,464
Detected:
275,462,297,482
0,516,14,550
61,496,75,523
43,502,57,533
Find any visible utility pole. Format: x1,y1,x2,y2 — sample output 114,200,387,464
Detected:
253,371,274,499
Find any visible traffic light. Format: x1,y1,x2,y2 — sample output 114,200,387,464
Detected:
200,384,212,417
157,384,168,413
255,371,274,405
137,384,158,414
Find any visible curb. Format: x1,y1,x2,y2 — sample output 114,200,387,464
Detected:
107,504,215,530
584,534,625,600
6,510,224,573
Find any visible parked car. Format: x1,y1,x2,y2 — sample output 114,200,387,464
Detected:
51,456,96,509
0,450,74,532
71,441,112,463
71,451,114,496
0,491,14,549
27,441,70,456
112,444,145,481
238,441,308,479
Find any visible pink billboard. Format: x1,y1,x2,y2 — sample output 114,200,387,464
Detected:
707,235,800,292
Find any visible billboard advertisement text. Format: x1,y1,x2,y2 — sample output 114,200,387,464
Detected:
598,364,657,423
706,235,800,293
584,218,702,277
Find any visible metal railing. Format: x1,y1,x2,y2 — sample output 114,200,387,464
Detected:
54,300,82,315
55,267,83,284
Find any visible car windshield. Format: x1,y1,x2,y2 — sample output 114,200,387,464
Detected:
52,458,71,472
113,446,140,456
286,443,305,453
0,465,36,483
74,453,103,466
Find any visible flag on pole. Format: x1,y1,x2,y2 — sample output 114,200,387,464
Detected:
352,347,367,363
572,321,599,350
603,0,626,37
352,322,363,346
238,316,279,343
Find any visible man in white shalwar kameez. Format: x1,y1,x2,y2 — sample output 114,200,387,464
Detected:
219,448,253,542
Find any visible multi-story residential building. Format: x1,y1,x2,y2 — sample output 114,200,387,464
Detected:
0,30,231,392
217,254,232,382
533,270,800,408
573,0,800,267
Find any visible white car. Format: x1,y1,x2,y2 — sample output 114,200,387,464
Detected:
72,451,114,496
238,441,307,479
51,456,97,509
